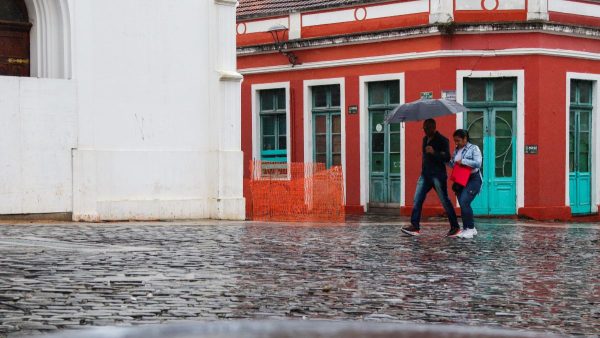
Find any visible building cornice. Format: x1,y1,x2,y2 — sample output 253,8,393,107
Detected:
238,48,600,75
237,22,600,56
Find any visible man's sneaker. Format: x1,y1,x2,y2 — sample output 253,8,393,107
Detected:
401,225,421,237
461,228,475,239
472,228,478,236
446,227,461,238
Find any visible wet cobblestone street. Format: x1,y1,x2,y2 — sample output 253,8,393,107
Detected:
0,218,598,337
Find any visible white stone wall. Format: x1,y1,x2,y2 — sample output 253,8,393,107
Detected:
0,0,244,220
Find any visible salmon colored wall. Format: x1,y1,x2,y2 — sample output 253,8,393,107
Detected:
240,33,600,219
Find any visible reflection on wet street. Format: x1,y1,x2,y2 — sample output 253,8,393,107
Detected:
0,219,598,336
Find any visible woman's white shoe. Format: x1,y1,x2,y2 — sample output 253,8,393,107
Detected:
461,228,475,239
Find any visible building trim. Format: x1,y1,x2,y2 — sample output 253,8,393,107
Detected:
359,73,406,211
239,48,600,75
456,70,525,212
302,78,347,201
237,22,600,52
250,82,292,165
565,72,600,213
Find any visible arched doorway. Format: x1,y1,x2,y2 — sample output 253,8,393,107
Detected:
0,0,31,76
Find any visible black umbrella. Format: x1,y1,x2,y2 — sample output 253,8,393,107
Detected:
385,99,469,123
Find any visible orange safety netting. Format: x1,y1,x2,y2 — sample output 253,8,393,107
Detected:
248,161,345,222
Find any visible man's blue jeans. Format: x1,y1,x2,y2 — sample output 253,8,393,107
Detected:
410,175,459,230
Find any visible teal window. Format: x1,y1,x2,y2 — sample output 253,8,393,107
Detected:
260,89,287,162
312,85,341,168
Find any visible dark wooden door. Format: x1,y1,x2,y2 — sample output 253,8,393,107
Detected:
0,0,31,77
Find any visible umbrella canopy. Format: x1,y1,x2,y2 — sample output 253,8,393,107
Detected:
385,99,469,123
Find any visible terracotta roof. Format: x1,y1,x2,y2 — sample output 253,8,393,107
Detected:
237,0,392,20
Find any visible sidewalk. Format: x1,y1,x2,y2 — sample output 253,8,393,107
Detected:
0,218,598,337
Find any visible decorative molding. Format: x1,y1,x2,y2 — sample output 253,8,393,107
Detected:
215,0,238,6
239,48,600,75
25,0,72,79
238,22,600,56
218,69,243,81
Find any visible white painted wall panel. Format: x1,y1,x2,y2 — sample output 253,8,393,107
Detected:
549,0,600,18
367,0,429,19
456,0,526,10
0,77,76,214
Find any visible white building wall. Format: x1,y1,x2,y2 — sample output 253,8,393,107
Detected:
0,0,245,220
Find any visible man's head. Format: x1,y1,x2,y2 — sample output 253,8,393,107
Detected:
423,119,436,138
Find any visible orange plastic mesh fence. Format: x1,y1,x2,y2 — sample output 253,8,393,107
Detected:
248,161,345,222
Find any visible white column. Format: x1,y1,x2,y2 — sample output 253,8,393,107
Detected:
289,12,301,40
527,0,549,20
429,0,454,24
211,0,245,220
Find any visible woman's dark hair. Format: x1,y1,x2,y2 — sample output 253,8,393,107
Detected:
453,129,470,142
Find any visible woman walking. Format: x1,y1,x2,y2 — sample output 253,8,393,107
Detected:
450,129,483,239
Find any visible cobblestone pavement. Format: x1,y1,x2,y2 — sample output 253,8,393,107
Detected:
0,218,598,337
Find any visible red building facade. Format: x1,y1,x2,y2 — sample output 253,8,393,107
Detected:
237,0,600,220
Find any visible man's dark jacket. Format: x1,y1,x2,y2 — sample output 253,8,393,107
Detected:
421,131,450,177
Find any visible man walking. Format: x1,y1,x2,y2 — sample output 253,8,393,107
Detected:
401,119,460,237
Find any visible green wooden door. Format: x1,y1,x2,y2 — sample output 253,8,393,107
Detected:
569,80,593,214
464,78,517,215
368,81,401,206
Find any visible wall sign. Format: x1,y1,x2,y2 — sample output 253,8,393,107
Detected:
348,105,358,115
442,90,456,101
525,145,538,154
420,91,433,99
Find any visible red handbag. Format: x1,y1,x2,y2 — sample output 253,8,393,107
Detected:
449,164,471,187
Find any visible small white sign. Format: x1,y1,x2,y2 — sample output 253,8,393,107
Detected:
376,124,383,132
442,90,457,101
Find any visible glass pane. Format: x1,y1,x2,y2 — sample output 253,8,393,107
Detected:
276,89,286,110
466,79,487,102
570,80,577,103
390,133,401,153
278,115,286,135
332,135,342,153
332,115,341,133
331,85,341,107
388,81,400,104
579,130,590,172
0,0,27,22
495,111,513,138
316,154,327,165
466,112,484,149
389,154,401,174
279,136,287,150
262,136,275,151
579,81,592,104
372,133,384,152
313,86,327,108
495,138,513,178
371,112,384,132
262,116,275,136
580,152,590,172
579,111,590,132
316,135,327,153
260,91,274,111
493,78,515,101
372,153,384,172
332,154,341,167
315,115,326,133
369,82,386,105
389,122,400,132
